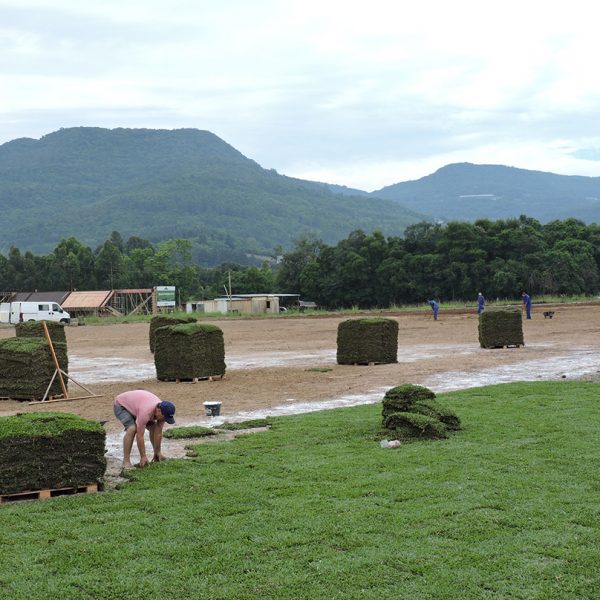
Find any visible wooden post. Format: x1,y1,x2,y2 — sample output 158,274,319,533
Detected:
41,321,68,399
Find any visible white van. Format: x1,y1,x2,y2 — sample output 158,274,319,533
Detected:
0,301,70,324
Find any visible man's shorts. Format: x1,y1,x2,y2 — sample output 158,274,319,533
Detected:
114,403,136,430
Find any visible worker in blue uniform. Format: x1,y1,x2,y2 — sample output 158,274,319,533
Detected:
522,291,532,319
428,299,439,321
477,292,485,314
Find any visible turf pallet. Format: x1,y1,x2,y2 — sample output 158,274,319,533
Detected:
16,320,67,345
149,314,197,353
478,308,524,348
0,413,106,496
0,337,68,400
154,322,226,381
382,384,460,440
336,318,398,365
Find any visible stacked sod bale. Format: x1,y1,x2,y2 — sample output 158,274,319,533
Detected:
154,322,226,381
16,320,67,346
336,317,398,365
382,384,461,440
149,315,197,353
478,308,524,349
0,337,68,400
0,412,106,495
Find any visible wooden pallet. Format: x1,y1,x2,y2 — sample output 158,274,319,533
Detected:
484,344,522,349
160,374,225,383
0,483,98,504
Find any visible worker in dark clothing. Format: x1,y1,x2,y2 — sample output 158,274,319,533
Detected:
522,291,532,319
477,292,485,314
428,299,439,321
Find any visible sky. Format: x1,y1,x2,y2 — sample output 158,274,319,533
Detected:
1,0,600,191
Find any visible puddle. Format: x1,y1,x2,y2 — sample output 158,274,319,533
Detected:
424,348,600,392
70,356,156,383
71,344,482,382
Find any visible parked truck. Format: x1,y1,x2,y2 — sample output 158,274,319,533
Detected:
0,301,71,325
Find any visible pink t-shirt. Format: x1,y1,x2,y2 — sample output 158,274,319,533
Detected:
115,390,162,431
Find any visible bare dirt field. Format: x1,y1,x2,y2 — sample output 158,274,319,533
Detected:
2,303,600,471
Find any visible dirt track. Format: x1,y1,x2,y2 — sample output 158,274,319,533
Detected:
1,304,600,466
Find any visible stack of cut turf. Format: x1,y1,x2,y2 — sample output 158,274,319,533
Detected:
149,315,197,353
479,308,524,348
382,384,461,440
154,322,226,380
336,317,398,365
0,337,68,400
0,412,106,495
16,320,67,346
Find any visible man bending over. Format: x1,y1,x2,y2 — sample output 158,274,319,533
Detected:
113,389,176,470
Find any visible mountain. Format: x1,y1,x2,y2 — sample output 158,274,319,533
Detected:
0,127,424,264
372,163,600,223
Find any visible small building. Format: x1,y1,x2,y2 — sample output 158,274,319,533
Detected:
186,294,281,315
61,291,113,317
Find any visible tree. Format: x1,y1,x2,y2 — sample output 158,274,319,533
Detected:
95,241,124,289
276,234,325,294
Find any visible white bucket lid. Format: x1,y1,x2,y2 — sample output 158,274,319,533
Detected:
203,401,222,406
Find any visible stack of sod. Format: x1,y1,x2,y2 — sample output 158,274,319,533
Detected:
0,412,106,495
336,317,398,365
382,383,461,440
149,315,197,353
478,308,524,348
154,322,226,381
16,320,67,346
0,337,68,400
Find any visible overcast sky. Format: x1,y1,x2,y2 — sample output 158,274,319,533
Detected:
1,0,599,191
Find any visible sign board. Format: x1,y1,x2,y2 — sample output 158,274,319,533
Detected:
155,286,176,307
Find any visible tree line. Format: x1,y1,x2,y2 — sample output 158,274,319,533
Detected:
1,216,599,308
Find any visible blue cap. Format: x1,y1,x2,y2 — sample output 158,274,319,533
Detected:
159,400,176,424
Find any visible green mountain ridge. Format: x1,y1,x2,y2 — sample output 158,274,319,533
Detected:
0,127,423,264
372,162,600,222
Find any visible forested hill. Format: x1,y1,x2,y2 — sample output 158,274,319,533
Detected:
0,127,423,263
372,163,600,223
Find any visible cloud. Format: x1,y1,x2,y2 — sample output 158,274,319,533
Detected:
0,0,599,189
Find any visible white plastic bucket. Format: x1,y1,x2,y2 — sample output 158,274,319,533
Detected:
203,401,222,417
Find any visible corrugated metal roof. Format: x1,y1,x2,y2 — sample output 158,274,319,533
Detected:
13,291,70,304
62,291,113,309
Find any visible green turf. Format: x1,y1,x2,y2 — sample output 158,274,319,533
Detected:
1,381,599,598
162,425,217,439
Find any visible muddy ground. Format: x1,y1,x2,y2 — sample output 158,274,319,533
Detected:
2,303,600,473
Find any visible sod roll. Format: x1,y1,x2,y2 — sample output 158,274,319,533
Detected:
154,322,226,380
16,320,67,345
381,383,460,439
336,317,398,365
149,315,197,353
0,337,68,400
478,308,524,348
382,383,436,418
0,412,106,495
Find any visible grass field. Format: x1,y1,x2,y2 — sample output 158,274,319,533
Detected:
1,381,599,598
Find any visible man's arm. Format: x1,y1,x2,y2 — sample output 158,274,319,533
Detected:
135,424,149,467
149,422,166,462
